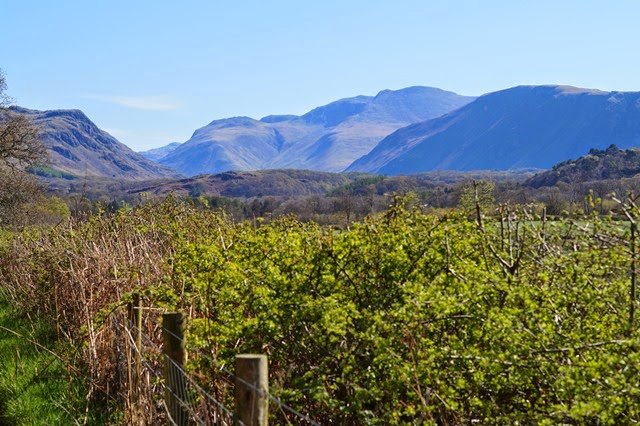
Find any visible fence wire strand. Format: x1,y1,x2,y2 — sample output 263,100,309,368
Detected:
110,310,320,425
199,353,321,426
158,319,320,425
164,355,238,425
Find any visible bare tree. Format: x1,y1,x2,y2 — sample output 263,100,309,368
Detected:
0,68,50,228
0,112,47,170
0,69,10,107
0,70,47,170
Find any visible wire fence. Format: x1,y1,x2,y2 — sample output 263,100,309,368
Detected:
201,353,320,426
106,302,320,425
110,311,165,424
164,356,238,426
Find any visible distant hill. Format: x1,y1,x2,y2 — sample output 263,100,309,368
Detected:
158,87,474,176
11,107,178,180
347,85,640,174
525,145,640,188
112,168,531,200
126,169,364,198
139,142,182,162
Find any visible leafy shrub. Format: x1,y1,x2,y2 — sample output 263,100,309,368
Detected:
1,197,639,424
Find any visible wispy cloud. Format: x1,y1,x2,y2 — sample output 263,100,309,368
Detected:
83,94,180,110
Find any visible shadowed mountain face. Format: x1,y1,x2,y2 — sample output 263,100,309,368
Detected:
11,107,178,180
159,87,474,176
347,85,640,174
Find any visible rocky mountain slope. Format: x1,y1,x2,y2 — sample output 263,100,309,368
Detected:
159,87,474,176
12,107,178,180
347,85,640,175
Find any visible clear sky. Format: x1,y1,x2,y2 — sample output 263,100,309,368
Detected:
3,1,640,151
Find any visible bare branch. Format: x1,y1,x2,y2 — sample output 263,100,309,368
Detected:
0,109,48,170
0,69,12,108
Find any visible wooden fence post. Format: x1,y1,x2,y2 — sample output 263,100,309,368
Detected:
127,293,142,412
128,293,142,359
235,354,268,426
163,312,188,426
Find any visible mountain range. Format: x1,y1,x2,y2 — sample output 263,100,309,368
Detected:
155,87,474,176
348,85,640,174
14,84,640,182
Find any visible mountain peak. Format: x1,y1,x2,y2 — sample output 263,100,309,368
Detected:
484,85,609,99
10,106,91,122
260,114,298,123
206,116,261,128
374,86,456,99
160,86,474,176
42,108,91,121
13,106,178,180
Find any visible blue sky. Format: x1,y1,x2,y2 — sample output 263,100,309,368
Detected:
3,1,640,151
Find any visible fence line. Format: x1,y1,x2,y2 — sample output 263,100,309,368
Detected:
164,355,238,425
119,314,238,425
198,352,321,426
0,299,320,425
114,313,164,424
111,300,320,425
158,325,320,426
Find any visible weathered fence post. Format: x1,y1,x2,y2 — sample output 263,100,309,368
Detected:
235,354,268,426
163,312,188,426
127,293,142,380
631,219,637,332
128,293,142,360
127,293,143,414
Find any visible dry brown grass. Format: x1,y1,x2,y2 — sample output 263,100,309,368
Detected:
0,197,227,423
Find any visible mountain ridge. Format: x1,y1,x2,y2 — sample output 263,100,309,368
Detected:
347,85,640,174
159,86,475,176
10,106,179,180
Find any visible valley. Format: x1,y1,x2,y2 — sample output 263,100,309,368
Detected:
5,77,640,425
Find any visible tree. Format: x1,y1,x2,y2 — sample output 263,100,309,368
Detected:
0,69,47,170
0,68,50,228
541,186,568,216
456,179,495,221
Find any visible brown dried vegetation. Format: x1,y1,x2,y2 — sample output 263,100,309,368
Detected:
0,198,222,422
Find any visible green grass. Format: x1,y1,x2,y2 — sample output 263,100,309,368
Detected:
0,295,81,425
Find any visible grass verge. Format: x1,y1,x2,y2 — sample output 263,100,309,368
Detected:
0,294,88,425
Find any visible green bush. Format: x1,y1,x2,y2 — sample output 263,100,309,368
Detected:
1,198,639,424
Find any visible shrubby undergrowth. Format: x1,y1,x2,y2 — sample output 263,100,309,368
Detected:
1,197,639,424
